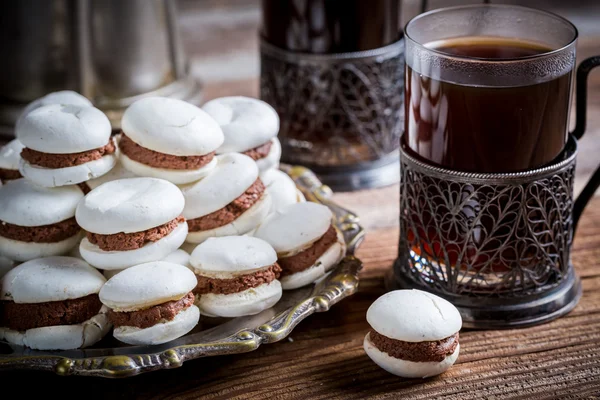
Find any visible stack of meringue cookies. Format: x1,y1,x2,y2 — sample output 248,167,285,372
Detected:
0,91,346,350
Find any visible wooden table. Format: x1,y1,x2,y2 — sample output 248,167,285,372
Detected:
3,1,600,398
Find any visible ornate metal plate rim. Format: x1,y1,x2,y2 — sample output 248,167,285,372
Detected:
0,165,365,378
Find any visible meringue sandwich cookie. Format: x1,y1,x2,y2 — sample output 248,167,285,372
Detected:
364,290,462,379
99,261,199,345
0,179,84,262
0,139,26,183
76,177,188,270
190,236,283,317
261,169,305,213
0,256,110,350
254,202,346,290
103,249,192,279
17,104,117,187
203,96,281,173
119,97,224,184
182,153,272,244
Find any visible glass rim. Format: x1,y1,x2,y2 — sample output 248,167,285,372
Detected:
404,4,579,63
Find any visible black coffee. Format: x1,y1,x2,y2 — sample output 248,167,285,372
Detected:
405,36,572,173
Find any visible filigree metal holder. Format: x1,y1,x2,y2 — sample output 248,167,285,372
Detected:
0,166,364,378
260,38,405,191
390,136,583,328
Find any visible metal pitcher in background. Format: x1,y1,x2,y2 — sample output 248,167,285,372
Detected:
0,0,201,137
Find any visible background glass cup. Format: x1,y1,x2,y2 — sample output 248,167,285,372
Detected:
259,0,404,191
392,5,600,328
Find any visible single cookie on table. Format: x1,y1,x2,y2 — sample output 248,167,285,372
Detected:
190,236,282,317
0,256,110,350
181,153,272,244
16,104,117,187
364,289,462,379
261,169,305,213
0,179,84,262
76,177,188,270
254,202,346,290
202,96,281,173
119,97,223,184
99,261,199,345
0,139,26,183
103,249,192,279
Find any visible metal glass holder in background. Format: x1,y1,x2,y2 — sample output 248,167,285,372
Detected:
0,0,201,137
390,57,600,329
260,39,405,191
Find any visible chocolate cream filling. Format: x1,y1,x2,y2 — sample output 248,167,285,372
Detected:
0,217,80,243
194,264,282,295
20,138,116,169
87,216,185,251
187,179,265,232
107,292,195,329
0,294,102,331
370,330,459,362
119,133,215,170
278,224,338,276
0,168,21,182
242,140,273,161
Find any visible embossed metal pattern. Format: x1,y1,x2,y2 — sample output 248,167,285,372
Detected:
397,141,577,296
260,39,405,167
0,166,364,378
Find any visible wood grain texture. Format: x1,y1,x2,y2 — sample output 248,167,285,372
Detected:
3,197,600,399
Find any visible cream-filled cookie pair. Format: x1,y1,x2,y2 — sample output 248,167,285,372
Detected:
1,91,94,185
190,236,282,318
364,290,462,379
203,96,281,174
254,202,346,290
0,256,110,350
17,103,117,188
181,152,271,244
76,177,188,270
0,179,84,262
99,261,199,345
119,97,223,185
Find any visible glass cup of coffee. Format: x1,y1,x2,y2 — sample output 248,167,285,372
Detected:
392,5,600,328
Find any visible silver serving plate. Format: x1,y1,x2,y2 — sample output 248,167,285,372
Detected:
0,166,365,378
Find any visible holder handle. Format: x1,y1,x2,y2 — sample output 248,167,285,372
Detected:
572,56,600,232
